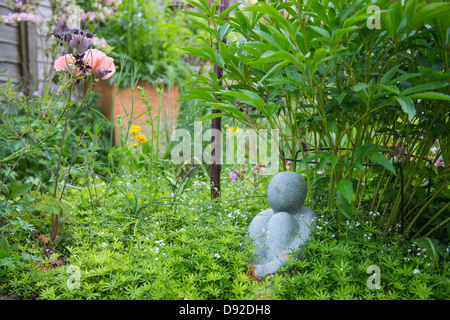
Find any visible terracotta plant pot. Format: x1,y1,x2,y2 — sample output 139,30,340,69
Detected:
92,80,180,153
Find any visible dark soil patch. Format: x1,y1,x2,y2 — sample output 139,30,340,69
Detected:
0,293,20,300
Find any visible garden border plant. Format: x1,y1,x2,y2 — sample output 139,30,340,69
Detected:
181,0,449,240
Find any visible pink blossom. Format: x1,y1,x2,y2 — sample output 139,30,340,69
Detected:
55,49,115,80
435,157,445,168
229,170,238,181
54,54,78,74
86,11,96,21
80,9,87,21
84,49,116,80
0,11,42,25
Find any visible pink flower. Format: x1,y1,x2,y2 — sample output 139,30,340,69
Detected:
54,54,80,76
435,157,445,168
229,170,238,181
84,49,116,80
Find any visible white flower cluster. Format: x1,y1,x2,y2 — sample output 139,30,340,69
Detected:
345,220,360,229
363,233,373,240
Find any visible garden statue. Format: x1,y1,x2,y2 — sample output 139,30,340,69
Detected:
247,171,317,278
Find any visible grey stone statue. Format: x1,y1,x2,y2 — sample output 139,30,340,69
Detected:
247,171,317,278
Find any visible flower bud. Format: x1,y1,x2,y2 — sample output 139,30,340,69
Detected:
155,78,165,92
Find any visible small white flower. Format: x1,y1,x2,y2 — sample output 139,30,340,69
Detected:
214,253,221,259
413,269,420,274
101,242,107,247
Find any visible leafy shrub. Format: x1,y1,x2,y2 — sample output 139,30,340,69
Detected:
182,0,450,240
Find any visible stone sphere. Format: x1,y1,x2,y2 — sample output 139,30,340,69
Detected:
267,171,307,213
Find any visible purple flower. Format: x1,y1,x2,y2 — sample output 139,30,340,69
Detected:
56,20,69,33
431,146,437,155
393,144,404,158
70,34,89,52
32,86,44,96
229,170,238,181
50,83,58,92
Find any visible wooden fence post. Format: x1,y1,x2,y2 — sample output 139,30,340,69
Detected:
210,0,229,199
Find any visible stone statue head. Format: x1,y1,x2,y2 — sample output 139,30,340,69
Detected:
267,171,307,214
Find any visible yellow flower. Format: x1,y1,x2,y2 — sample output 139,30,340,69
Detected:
129,125,141,134
135,134,148,143
227,126,240,134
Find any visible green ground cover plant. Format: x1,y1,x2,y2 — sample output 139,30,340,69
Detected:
1,171,448,299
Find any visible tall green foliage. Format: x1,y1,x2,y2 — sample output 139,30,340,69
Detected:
182,0,450,238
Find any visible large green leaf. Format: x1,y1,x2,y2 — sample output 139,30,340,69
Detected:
366,151,397,176
245,2,292,33
7,183,33,201
337,191,352,218
337,178,353,203
407,92,450,101
395,95,416,122
0,236,10,258
401,82,449,96
410,2,450,27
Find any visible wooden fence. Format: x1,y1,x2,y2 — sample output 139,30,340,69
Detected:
0,0,53,93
